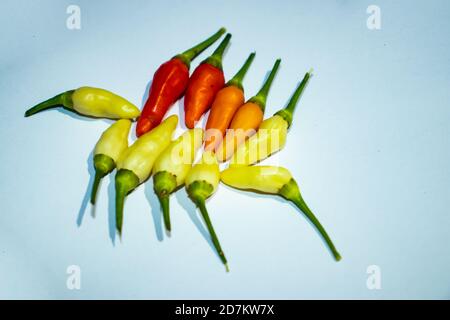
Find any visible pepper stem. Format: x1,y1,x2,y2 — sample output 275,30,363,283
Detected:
115,169,140,238
24,90,75,117
202,33,232,70
275,69,312,127
158,194,171,232
195,197,229,272
280,178,341,261
226,52,256,91
90,154,115,206
90,172,104,206
153,171,177,232
115,189,126,238
248,59,281,112
177,28,226,68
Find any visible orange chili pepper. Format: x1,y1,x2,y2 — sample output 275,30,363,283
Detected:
204,52,255,151
215,59,281,162
184,34,232,129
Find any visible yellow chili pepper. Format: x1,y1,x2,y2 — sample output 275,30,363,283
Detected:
24,87,141,120
185,151,229,271
115,115,178,237
230,70,312,167
221,165,341,261
90,119,131,205
152,128,204,231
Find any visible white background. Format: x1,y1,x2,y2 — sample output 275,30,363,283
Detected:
0,0,449,298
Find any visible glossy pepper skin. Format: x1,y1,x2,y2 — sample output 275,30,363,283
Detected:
152,128,204,231
25,87,140,120
215,59,281,162
184,34,232,128
185,151,229,272
136,28,226,137
221,166,341,261
204,52,256,151
230,70,312,167
90,119,132,205
115,115,178,237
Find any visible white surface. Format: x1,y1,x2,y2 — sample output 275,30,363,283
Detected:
0,0,449,299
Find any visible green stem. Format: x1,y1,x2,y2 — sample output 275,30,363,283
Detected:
275,69,312,127
279,178,340,261
90,172,103,206
248,59,281,112
24,90,74,117
177,27,226,68
226,52,256,91
158,194,171,232
115,169,140,238
115,189,126,237
153,171,177,232
202,33,232,70
90,154,115,206
291,196,341,261
196,197,229,272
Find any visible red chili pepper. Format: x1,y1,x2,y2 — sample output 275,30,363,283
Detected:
136,28,226,137
183,34,232,129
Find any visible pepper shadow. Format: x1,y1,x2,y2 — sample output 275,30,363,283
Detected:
107,171,117,245
140,80,153,111
144,179,164,242
174,188,218,258
76,150,95,227
76,120,115,227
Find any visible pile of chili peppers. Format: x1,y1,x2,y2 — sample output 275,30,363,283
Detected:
25,27,341,271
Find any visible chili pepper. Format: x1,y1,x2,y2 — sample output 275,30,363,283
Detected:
90,119,132,205
136,28,226,137
215,59,281,162
184,33,232,128
115,115,178,237
25,87,140,120
152,128,204,232
204,52,256,151
185,151,229,271
230,70,312,167
221,166,341,261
